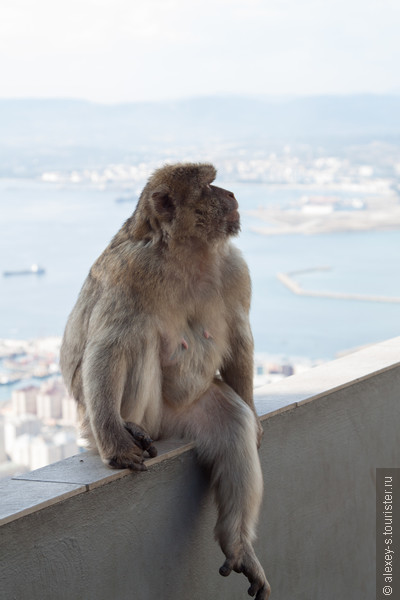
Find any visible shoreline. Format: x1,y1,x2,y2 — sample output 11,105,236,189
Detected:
247,205,400,236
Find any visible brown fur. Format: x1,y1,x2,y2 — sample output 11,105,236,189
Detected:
60,162,270,599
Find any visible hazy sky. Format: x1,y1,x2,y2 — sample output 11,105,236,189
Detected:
0,0,399,103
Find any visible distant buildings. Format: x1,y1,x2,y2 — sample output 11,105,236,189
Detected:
0,377,79,478
39,149,397,197
253,356,302,388
12,385,37,416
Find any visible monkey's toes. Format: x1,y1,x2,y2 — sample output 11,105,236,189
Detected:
124,422,158,458
219,553,270,600
248,580,271,600
146,445,158,458
244,569,271,600
108,456,147,471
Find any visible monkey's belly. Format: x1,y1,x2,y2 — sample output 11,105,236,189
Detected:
160,331,225,406
161,364,216,406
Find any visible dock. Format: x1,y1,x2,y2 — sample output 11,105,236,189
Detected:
277,268,400,304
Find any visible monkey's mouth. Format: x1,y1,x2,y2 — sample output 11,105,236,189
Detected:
226,209,240,223
226,210,241,235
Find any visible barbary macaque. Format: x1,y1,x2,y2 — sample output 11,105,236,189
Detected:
60,163,270,599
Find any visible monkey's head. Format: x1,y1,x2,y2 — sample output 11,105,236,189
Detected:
133,163,240,244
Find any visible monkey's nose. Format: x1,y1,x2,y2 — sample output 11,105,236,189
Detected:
228,193,239,210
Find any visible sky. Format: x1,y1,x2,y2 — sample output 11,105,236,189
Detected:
0,0,399,103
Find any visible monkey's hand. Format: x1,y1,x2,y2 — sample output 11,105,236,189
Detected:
108,422,157,471
219,544,271,600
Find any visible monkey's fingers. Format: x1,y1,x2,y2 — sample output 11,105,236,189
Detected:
124,422,158,458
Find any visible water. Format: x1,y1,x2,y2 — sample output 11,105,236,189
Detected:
0,178,399,363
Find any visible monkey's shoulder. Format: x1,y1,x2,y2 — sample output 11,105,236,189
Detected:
220,243,250,279
91,240,148,277
219,244,251,307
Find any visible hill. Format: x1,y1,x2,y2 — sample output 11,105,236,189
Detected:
1,94,399,175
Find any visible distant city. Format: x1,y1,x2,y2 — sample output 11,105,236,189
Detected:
39,145,400,193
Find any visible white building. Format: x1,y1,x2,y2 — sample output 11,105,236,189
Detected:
4,415,42,457
12,385,38,416
35,378,70,421
29,430,79,471
6,428,79,471
9,433,33,466
61,394,78,426
36,388,63,420
29,436,64,471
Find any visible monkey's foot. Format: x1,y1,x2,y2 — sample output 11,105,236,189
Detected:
107,422,157,471
219,546,271,600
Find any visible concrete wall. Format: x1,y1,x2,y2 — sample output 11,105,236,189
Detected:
1,337,399,600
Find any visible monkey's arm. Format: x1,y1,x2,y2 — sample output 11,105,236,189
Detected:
220,310,255,408
220,246,254,403
80,302,160,469
220,314,263,447
220,246,263,445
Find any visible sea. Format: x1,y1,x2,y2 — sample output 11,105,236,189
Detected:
0,177,399,364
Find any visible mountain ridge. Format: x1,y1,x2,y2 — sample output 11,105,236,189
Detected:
1,94,399,143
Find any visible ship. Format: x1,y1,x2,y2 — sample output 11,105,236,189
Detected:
3,264,46,277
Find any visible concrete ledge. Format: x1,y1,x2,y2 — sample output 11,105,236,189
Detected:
1,439,194,525
254,335,400,416
1,336,399,600
0,479,85,526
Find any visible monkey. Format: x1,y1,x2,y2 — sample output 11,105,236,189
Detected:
60,162,271,599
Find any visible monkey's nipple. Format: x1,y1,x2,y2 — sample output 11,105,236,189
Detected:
181,337,189,350
203,330,213,340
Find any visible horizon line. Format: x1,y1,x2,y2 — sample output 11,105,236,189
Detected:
0,91,400,106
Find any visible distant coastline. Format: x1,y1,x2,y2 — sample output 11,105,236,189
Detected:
248,202,400,236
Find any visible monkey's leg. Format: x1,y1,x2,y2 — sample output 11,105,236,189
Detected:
173,380,271,599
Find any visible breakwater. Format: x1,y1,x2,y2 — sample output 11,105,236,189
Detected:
277,267,400,304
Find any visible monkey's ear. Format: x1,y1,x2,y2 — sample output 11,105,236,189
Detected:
198,163,217,185
151,191,175,222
